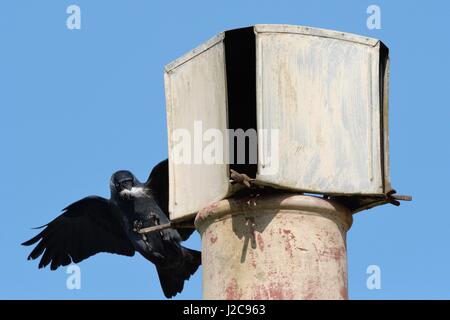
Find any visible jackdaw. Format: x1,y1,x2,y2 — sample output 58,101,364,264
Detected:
22,159,200,298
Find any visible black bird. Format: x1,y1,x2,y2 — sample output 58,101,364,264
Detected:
22,159,200,298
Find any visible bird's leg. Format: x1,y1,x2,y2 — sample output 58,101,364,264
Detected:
230,169,254,188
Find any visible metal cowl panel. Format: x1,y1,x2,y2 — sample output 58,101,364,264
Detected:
164,33,231,221
254,25,390,195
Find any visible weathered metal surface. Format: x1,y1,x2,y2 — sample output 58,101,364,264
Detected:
195,194,352,300
164,33,231,221
164,24,392,221
255,25,387,195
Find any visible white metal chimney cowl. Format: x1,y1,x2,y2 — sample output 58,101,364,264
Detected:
164,24,411,300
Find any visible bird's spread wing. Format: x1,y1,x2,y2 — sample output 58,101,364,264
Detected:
22,196,135,270
145,159,169,215
145,159,195,241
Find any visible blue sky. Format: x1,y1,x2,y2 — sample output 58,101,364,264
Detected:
1,0,449,299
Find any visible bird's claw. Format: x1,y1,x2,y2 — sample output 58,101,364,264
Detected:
133,220,143,232
149,213,160,226
149,214,167,238
230,169,254,188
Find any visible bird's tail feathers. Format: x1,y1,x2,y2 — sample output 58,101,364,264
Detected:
157,247,201,298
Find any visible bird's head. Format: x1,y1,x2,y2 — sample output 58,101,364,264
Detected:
110,170,137,198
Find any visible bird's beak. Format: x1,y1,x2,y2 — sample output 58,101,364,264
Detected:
121,180,133,191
